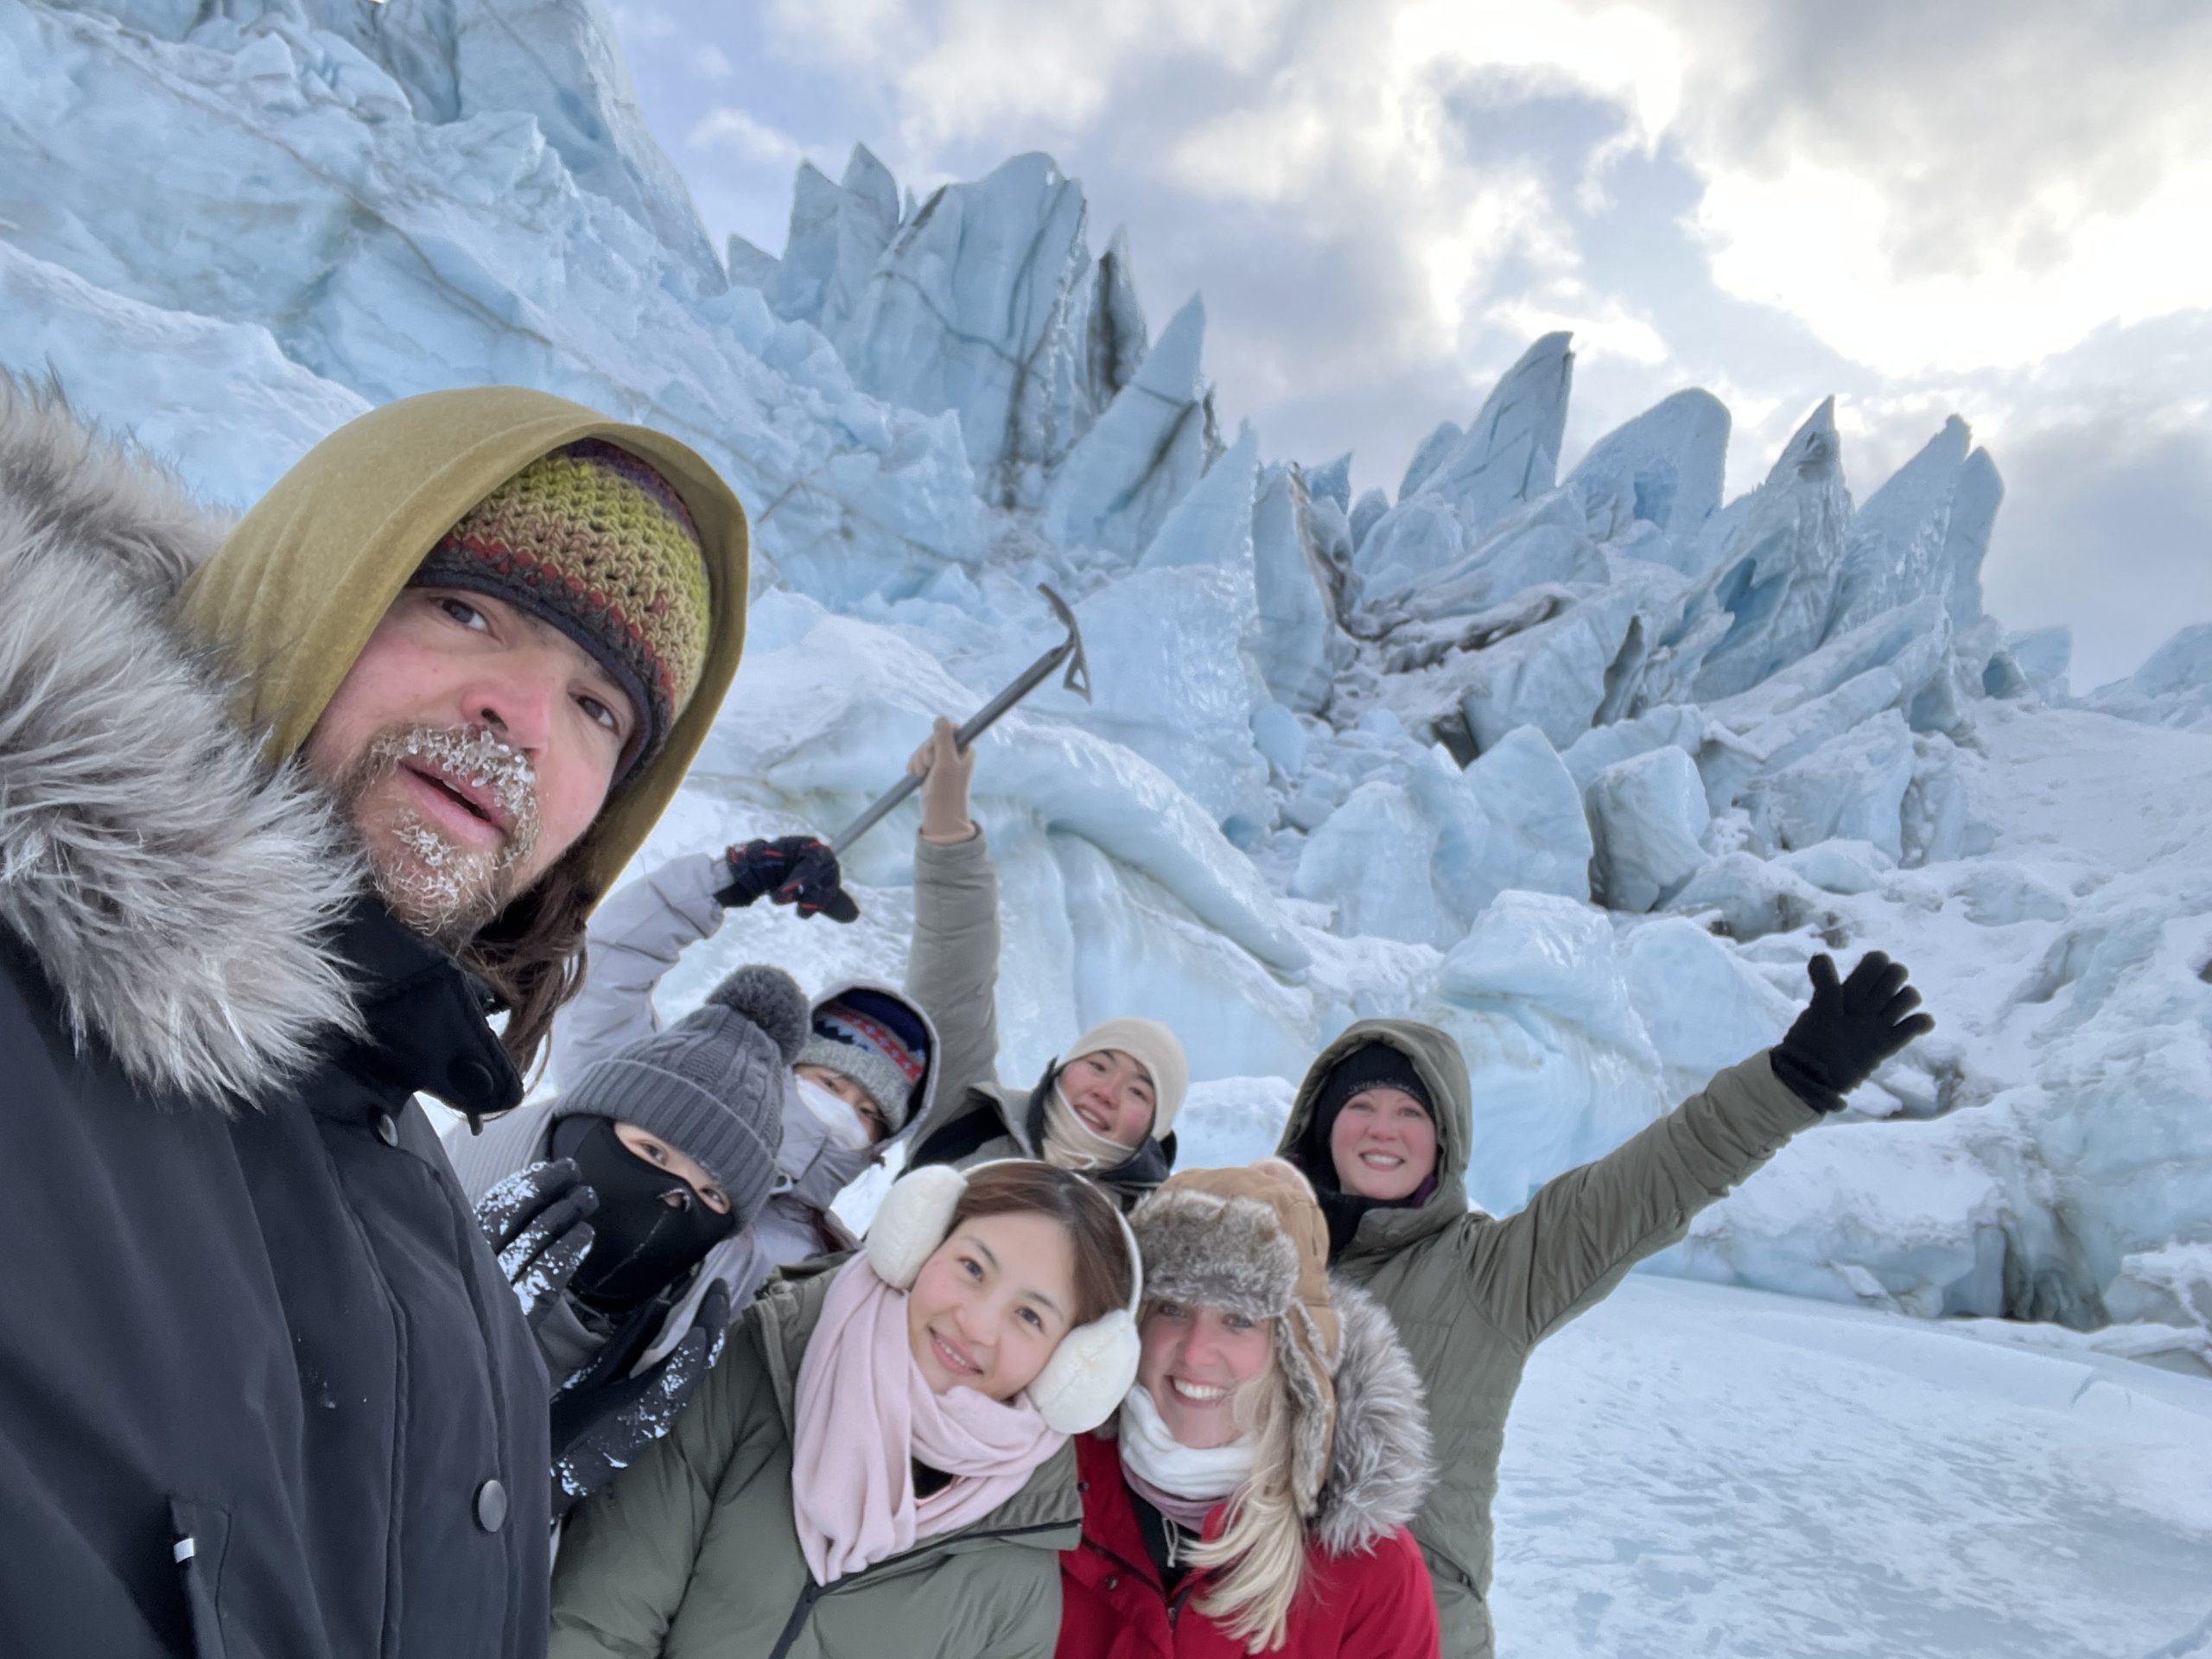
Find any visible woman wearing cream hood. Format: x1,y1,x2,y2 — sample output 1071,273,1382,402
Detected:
897,719,1191,1209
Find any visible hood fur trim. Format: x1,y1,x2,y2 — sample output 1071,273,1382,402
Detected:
0,379,362,1107
1312,1281,1435,1554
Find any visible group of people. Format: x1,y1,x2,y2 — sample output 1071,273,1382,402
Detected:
0,379,1934,1659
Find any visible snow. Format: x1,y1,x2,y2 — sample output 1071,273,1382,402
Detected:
1491,1276,2212,1658
11,1,2212,1623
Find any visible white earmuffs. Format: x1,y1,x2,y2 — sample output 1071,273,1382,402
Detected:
866,1161,1143,1434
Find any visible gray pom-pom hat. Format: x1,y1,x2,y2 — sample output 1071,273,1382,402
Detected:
549,963,808,1230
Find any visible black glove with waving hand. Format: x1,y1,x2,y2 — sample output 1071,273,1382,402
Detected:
715,836,860,923
474,1159,598,1331
1771,950,1936,1113
550,1280,733,1516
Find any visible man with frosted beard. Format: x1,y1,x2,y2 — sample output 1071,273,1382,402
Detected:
0,379,747,1659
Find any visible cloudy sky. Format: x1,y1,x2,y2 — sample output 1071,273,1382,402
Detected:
604,0,2211,689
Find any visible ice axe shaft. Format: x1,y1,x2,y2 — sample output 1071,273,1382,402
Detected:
828,585,1090,857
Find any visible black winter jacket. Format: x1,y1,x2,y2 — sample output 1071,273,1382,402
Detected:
0,385,551,1659
0,912,550,1659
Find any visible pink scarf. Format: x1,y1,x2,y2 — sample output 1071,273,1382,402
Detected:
790,1256,1065,1584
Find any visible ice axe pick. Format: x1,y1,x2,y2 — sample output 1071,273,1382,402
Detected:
827,584,1091,857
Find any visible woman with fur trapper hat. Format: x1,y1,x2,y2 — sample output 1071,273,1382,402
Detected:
898,718,1190,1209
445,962,812,1513
1058,1160,1440,1657
549,1160,1142,1659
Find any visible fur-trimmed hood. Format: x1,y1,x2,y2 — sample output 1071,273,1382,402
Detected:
1311,1279,1434,1554
0,379,363,1108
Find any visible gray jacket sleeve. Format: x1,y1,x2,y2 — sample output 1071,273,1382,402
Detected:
552,853,731,1090
904,830,1004,1123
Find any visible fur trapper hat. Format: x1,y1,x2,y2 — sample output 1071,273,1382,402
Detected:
1129,1159,1341,1515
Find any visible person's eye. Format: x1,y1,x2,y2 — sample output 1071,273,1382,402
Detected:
1156,1301,1185,1320
1225,1315,1253,1332
576,691,622,735
640,1141,667,1163
437,596,489,632
1020,1307,1044,1330
961,1255,982,1280
702,1187,730,1214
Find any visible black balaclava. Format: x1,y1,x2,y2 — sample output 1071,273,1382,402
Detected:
1295,1042,1439,1261
552,1116,736,1317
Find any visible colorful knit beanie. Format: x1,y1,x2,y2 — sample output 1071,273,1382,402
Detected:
409,438,714,782
798,988,932,1133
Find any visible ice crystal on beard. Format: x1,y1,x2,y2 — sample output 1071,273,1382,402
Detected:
347,722,545,944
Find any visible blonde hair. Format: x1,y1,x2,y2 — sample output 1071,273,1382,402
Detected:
1179,1340,1310,1653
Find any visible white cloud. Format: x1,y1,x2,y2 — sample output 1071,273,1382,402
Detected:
694,42,734,81
687,107,804,166
659,0,2212,660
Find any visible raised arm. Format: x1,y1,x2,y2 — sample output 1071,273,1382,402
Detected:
553,840,860,1088
902,718,1003,1121
552,853,729,1087
1467,950,1933,1346
546,1311,766,1657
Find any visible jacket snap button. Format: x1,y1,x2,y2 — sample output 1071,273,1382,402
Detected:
1104,1576,1117,1591
374,1113,400,1148
474,1478,508,1533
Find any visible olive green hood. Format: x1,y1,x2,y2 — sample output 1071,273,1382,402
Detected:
177,385,750,905
1277,1017,1480,1261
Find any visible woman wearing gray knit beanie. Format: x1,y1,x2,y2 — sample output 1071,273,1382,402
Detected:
443,961,811,1515
543,837,945,1291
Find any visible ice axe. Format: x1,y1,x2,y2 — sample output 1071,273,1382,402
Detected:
828,584,1091,856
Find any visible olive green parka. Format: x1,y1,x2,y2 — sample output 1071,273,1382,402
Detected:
1276,1022,1821,1659
546,1262,1081,1659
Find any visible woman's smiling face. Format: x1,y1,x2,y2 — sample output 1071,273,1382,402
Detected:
1136,1300,1274,1450
904,1211,1078,1402
1329,1085,1437,1200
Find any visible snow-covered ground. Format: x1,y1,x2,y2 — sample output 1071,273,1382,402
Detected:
1492,1277,2212,1658
7,1,2211,1646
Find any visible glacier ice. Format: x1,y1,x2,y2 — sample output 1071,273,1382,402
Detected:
1405,333,1573,536
1043,294,1216,557
1586,746,1710,913
2088,622,2212,732
1561,387,1729,552
7,0,2212,1398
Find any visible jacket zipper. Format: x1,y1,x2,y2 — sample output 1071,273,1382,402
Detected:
767,1520,1073,1659
1167,1579,1202,1629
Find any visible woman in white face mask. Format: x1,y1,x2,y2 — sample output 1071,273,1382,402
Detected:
760,983,941,1263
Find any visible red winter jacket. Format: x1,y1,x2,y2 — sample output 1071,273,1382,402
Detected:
1056,1433,1440,1659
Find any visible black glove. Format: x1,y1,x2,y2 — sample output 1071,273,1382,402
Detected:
1771,951,1935,1113
550,1281,732,1516
715,836,861,923
474,1159,598,1330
